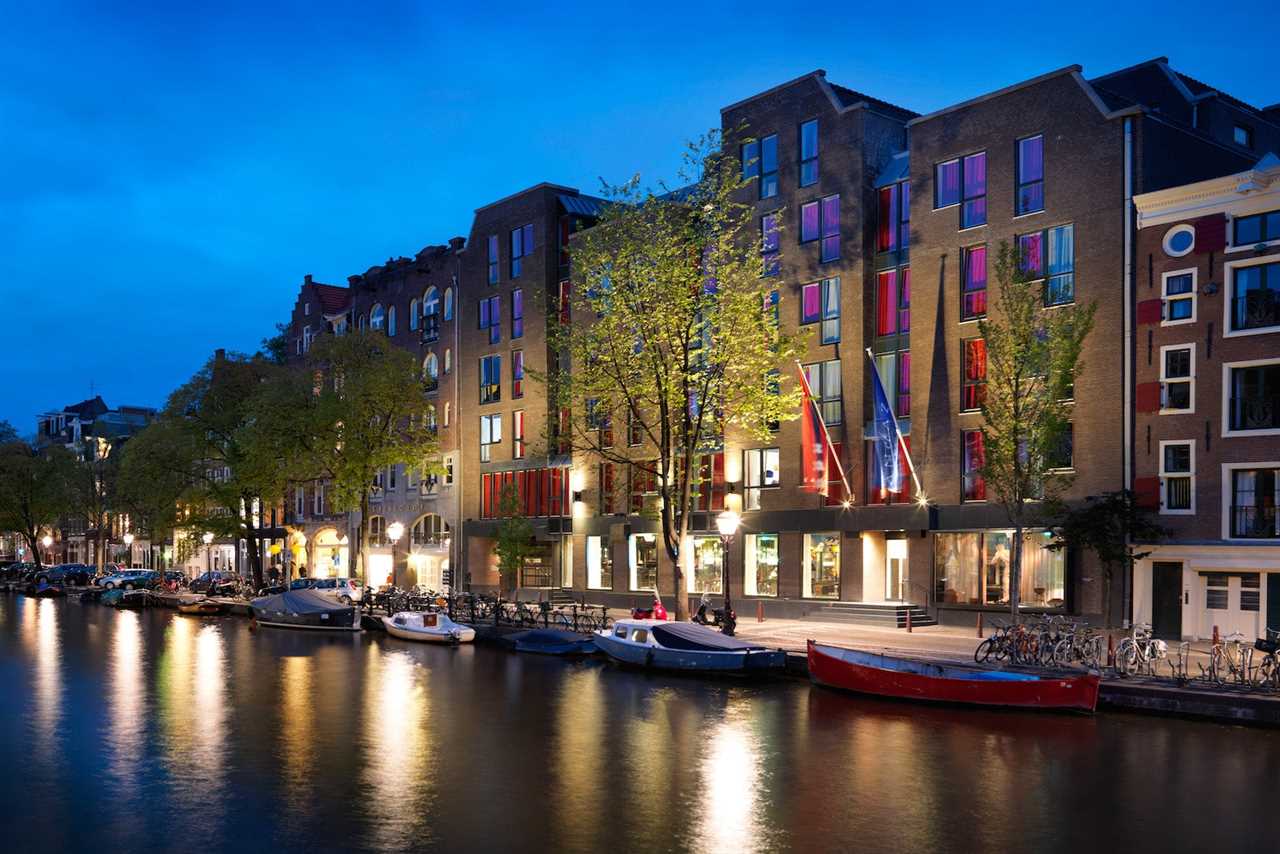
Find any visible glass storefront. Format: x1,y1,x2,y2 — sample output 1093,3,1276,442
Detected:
744,533,779,596
587,536,613,590
689,536,724,593
629,534,658,592
934,530,1065,608
804,533,840,599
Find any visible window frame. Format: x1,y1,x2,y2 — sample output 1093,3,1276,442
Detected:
1015,134,1045,217
487,235,499,285
960,245,987,321
478,294,501,345
877,180,910,253
1161,268,1197,325
479,413,502,463
961,429,985,502
761,213,781,277
511,349,524,399
1221,461,1280,540
743,447,781,510
1163,223,1196,257
798,119,819,187
802,360,843,425
759,133,778,199
479,354,502,405
1223,255,1280,338
1159,343,1195,415
1222,357,1280,437
934,153,987,229
819,194,840,263
513,409,525,459
800,277,840,344
1018,223,1076,307
511,288,523,339
961,337,986,413
1159,439,1195,515
1230,209,1280,249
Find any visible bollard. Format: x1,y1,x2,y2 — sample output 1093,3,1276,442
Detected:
756,600,765,623
1212,624,1220,646
976,612,984,639
906,609,912,633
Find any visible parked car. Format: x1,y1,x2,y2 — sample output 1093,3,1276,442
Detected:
288,578,315,590
309,577,363,604
189,571,240,595
97,569,158,590
33,563,94,586
1,562,35,581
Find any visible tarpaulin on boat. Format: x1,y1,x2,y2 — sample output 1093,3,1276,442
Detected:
251,588,348,614
651,623,768,652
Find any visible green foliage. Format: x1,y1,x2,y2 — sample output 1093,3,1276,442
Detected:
259,322,292,365
0,438,75,568
493,485,534,597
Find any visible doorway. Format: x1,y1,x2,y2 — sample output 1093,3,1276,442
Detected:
1267,573,1280,634
886,538,907,602
1151,561,1182,640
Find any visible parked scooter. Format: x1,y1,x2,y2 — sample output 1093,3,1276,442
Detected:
691,592,736,635
630,590,668,621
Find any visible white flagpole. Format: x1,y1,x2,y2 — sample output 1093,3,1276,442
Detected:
794,361,852,501
864,348,922,496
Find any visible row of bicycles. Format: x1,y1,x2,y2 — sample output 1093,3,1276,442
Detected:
361,587,614,634
974,615,1106,669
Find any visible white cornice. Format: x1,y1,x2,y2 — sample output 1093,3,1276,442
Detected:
1135,154,1280,228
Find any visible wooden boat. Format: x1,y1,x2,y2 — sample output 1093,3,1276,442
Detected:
178,597,228,616
807,641,1101,713
381,611,475,644
250,589,361,632
504,628,596,656
594,619,786,673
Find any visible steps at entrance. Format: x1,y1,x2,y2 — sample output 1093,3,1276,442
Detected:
805,601,937,629
548,588,576,606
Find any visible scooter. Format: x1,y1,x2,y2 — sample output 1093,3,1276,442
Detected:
631,590,668,621
691,592,737,635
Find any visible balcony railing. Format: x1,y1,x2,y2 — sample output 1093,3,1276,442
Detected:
422,317,440,343
1229,395,1280,431
1231,505,1279,539
1232,290,1279,332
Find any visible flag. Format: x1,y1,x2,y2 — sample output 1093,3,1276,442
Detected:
868,355,902,496
797,365,827,496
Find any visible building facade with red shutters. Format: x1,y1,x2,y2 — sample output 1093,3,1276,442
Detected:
1132,154,1280,640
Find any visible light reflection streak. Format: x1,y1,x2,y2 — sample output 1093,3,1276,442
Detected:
279,655,315,801
551,667,606,848
159,618,228,825
105,611,144,800
28,599,63,751
697,700,767,854
361,645,434,849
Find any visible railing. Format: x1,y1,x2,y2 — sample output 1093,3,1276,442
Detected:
365,590,613,633
1231,291,1279,332
1229,395,1280,431
422,317,440,343
1231,505,1280,539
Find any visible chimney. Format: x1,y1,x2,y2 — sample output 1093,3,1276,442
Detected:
215,348,226,362
449,236,466,252
304,274,313,285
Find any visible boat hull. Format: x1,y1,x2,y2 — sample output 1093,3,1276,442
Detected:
594,631,785,672
382,616,476,643
252,607,362,631
508,629,597,656
807,641,1100,713
178,600,228,616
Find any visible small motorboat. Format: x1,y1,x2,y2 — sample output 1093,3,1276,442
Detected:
807,641,1101,713
382,611,475,644
594,619,786,673
102,588,147,608
504,628,596,656
178,597,228,616
250,588,361,631
30,582,66,598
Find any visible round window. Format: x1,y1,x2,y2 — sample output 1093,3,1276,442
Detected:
1164,224,1195,257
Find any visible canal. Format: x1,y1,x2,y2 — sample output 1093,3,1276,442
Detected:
1,595,1278,853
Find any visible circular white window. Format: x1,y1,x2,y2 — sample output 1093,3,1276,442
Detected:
1163,224,1195,257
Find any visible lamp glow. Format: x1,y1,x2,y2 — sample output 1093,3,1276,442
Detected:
386,521,405,544
41,535,52,548
715,509,741,538
123,533,134,546
202,532,214,545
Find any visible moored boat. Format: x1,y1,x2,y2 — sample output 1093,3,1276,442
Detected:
178,597,228,616
807,641,1101,713
504,628,596,656
30,583,66,598
250,589,361,632
594,619,786,673
381,611,475,643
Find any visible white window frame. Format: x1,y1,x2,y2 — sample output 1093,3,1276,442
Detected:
1220,460,1280,540
628,533,658,592
1223,255,1280,338
1158,440,1195,516
1162,223,1195,257
1159,342,1195,415
744,447,781,510
1221,357,1280,438
313,484,324,516
1160,267,1197,326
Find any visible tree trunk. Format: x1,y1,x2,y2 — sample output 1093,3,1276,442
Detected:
97,528,107,571
26,530,42,570
1010,523,1023,623
358,491,371,585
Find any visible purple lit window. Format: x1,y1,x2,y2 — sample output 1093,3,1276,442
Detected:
1018,232,1043,277
512,288,523,339
936,159,960,208
961,152,986,228
801,201,820,243
962,246,987,320
1017,135,1044,215
762,213,780,277
801,282,821,323
820,195,840,262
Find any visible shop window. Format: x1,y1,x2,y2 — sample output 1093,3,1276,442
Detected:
933,530,1064,608
803,533,840,599
744,533,779,597
587,536,613,590
689,536,724,593
629,534,658,591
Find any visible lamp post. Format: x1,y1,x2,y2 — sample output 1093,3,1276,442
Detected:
123,532,134,568
386,521,405,588
202,531,214,574
715,509,741,636
41,534,53,567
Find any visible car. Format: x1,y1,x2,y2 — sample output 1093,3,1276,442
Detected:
1,562,35,581
189,571,240,595
97,569,158,590
33,563,94,586
288,577,315,590
309,577,363,604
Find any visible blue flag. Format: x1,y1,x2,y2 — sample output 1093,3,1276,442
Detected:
869,356,902,495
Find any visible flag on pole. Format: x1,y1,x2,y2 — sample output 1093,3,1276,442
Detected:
868,355,903,496
797,364,828,496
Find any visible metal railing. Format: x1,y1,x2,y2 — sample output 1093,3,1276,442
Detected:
1229,395,1280,431
1231,505,1280,539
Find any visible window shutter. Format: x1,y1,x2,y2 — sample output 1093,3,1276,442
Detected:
1193,214,1226,253
1133,476,1160,509
1136,381,1161,413
1136,298,1164,325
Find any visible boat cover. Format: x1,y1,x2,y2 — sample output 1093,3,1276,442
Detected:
651,622,767,652
251,588,349,614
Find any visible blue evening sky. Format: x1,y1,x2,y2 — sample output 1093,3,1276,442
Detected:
1,1,1276,432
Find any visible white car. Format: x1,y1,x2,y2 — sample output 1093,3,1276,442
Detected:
96,569,156,590
309,577,363,604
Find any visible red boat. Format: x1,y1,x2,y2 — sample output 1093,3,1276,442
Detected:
807,641,1101,713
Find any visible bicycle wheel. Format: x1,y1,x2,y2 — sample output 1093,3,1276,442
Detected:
974,637,998,664
1115,639,1136,677
1052,638,1073,668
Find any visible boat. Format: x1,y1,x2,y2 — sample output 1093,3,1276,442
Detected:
178,597,228,616
504,628,596,656
250,588,361,632
594,619,787,673
807,641,1101,713
30,582,66,598
101,588,147,608
381,610,475,643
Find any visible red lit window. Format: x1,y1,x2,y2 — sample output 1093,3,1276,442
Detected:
962,339,986,411
962,431,985,501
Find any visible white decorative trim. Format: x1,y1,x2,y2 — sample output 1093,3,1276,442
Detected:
1159,342,1196,414
1160,267,1197,327
1162,224,1196,258
1158,439,1196,515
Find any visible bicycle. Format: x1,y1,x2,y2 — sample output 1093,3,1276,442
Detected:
1115,623,1168,677
1201,631,1252,687
1254,628,1280,692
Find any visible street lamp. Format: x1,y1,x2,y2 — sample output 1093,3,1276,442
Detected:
202,531,214,573
41,534,52,565
715,509,741,636
123,532,134,568
386,521,405,588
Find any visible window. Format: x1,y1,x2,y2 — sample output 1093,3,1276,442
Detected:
295,487,305,519
304,302,311,316
629,534,658,591
599,462,616,514
759,134,778,199
387,464,398,491
1227,361,1280,432
1234,124,1254,149
1160,441,1193,513
1233,210,1280,246
875,268,910,337
935,159,960,208
1164,224,1195,257
443,402,450,427
444,455,454,486
1019,224,1075,306
628,409,643,446
962,246,987,320
934,530,1065,607
799,119,818,186
480,468,570,519
935,154,985,227
479,355,501,404
803,360,842,424
800,278,840,344
313,484,324,517
820,195,840,262
513,410,525,459
962,430,985,501
478,295,500,345
1230,468,1279,539
874,351,911,419
803,533,840,599
800,200,819,243
629,463,658,514
369,516,387,547
962,338,986,411
410,515,447,547
1160,345,1193,412
443,347,452,374
480,413,502,462
511,288,523,339
1242,573,1261,610
1048,424,1073,471
510,223,533,278
744,533,779,597
422,288,440,342
761,213,780,276
741,139,759,180
877,181,910,252
512,349,524,399
688,536,724,593
443,287,454,321
487,235,499,284
1228,259,1280,332
587,536,613,590
744,447,780,510
1162,270,1196,324
370,303,385,331
423,352,439,391
387,306,397,336
1206,573,1229,610
1016,135,1044,215
409,299,420,330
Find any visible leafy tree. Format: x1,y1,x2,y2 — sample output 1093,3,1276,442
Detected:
0,439,75,569
1046,490,1165,627
977,242,1096,621
259,322,292,365
116,423,194,567
540,131,806,620
493,484,534,599
66,441,118,571
0,421,17,444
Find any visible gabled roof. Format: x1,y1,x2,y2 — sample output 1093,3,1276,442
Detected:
310,283,349,315
719,69,917,120
65,396,108,420
558,193,609,218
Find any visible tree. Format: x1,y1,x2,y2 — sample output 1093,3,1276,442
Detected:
259,322,291,365
116,422,194,567
66,441,118,571
541,131,807,620
978,242,1096,621
1046,490,1165,627
0,439,75,569
492,484,534,599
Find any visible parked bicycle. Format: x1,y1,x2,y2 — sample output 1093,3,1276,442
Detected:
1115,623,1168,677
1201,631,1253,687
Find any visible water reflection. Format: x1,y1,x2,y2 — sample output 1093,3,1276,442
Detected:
105,611,144,800
551,666,607,849
159,618,228,826
696,697,771,854
26,599,63,751
279,655,315,799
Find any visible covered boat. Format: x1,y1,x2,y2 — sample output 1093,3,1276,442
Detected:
807,641,1101,713
30,583,65,598
594,619,786,673
504,628,596,656
178,597,228,616
250,588,361,632
102,588,147,608
381,611,475,643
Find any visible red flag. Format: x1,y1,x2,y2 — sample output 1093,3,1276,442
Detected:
798,365,827,496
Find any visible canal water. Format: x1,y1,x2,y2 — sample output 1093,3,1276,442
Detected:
2,595,1278,854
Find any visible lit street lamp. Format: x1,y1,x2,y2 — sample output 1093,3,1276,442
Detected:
715,509,741,636
386,521,405,587
123,532,134,568
202,531,214,573
41,534,52,565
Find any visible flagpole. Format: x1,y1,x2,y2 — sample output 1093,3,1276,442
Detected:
794,361,852,501
864,348,923,496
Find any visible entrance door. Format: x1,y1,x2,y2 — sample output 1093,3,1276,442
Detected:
1151,561,1183,640
886,539,907,602
1267,573,1280,634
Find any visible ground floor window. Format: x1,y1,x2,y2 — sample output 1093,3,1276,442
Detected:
803,533,840,599
744,533,779,596
629,534,658,592
934,530,1065,608
587,535,613,590
521,552,552,588
689,536,723,593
